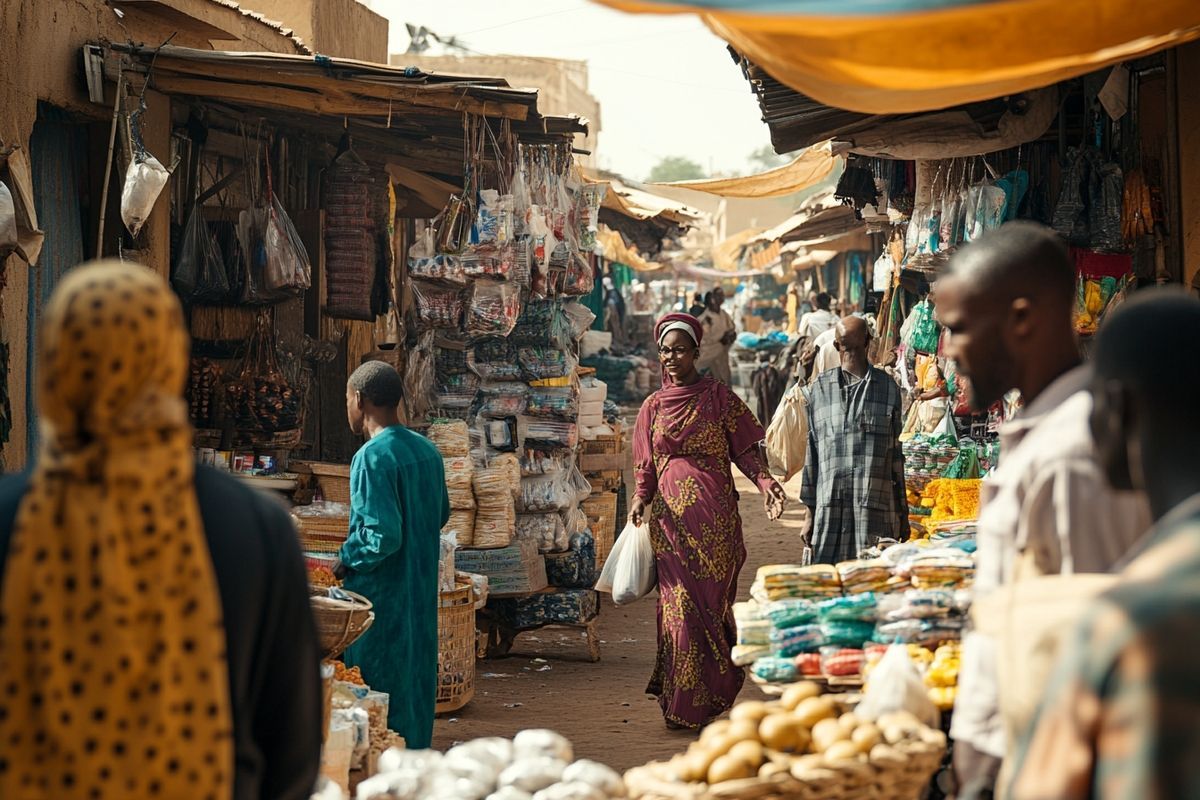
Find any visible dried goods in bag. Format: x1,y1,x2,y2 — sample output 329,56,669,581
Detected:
412,280,464,329
465,280,521,338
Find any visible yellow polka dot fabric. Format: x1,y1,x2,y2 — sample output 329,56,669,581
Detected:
0,261,233,799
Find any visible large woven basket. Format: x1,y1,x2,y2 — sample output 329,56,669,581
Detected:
302,461,352,505
583,490,619,570
311,589,374,660
436,578,476,714
624,738,945,800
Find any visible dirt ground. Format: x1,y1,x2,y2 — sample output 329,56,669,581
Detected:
431,473,808,771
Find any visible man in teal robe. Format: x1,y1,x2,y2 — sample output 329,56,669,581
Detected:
335,361,450,748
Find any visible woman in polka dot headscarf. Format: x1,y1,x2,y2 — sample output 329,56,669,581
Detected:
0,261,322,799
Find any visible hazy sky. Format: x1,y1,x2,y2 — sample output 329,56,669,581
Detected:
361,0,776,182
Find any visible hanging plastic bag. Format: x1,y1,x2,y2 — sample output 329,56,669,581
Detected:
855,643,939,726
1052,147,1091,245
121,152,169,237
765,382,808,481
472,189,501,245
0,181,17,257
594,521,656,605
173,203,230,304
1089,162,1124,252
904,300,941,355
263,194,311,295
464,279,521,338
563,301,597,340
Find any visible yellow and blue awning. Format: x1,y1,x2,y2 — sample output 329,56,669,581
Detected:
593,0,1200,113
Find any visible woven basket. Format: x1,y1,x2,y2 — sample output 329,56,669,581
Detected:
625,738,945,800
303,462,352,505
436,578,476,714
583,490,618,570
311,589,374,660
294,515,349,555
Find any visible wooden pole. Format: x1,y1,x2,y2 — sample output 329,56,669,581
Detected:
95,69,124,258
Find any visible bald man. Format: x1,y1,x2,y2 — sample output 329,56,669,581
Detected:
936,222,1150,797
1009,291,1200,799
799,315,906,564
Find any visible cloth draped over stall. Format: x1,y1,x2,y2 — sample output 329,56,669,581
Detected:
655,140,838,198
593,0,1200,114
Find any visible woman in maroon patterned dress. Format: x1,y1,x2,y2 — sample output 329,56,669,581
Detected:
629,313,787,729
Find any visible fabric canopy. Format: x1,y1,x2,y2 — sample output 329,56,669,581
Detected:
593,0,1200,114
655,140,838,197
598,225,664,272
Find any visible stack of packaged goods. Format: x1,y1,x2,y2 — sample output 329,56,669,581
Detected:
739,539,977,686
472,465,516,549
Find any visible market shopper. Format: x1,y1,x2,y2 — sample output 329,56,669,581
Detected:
799,315,907,563
696,286,737,384
934,222,1150,798
630,313,787,729
0,260,322,800
335,361,450,750
797,291,836,341
1007,290,1200,800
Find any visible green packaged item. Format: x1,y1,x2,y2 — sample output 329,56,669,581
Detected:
751,656,798,683
763,598,817,628
817,592,878,623
819,620,877,649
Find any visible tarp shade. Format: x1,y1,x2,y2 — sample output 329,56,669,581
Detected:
594,0,1200,114
598,225,664,272
655,140,837,197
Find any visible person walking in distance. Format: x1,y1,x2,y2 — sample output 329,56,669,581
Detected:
696,286,737,384
335,361,450,749
799,316,907,564
934,222,1150,798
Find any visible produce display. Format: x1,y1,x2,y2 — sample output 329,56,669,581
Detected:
624,684,945,800
225,311,302,434
353,729,626,800
188,357,223,428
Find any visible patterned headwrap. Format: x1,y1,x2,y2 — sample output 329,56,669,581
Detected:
0,261,233,799
656,313,704,347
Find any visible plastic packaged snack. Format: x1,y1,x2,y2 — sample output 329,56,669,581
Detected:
736,619,772,647
819,620,877,649
751,657,798,683
465,279,521,338
517,417,579,449
768,624,824,657
413,280,464,329
817,592,878,623
409,254,467,285
762,598,818,629
517,513,568,554
820,646,866,678
518,472,574,513
732,644,771,667
518,347,576,381
525,385,580,420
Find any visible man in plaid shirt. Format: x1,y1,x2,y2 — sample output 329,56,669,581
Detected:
799,316,907,564
1008,291,1200,799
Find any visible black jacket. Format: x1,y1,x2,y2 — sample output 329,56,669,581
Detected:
0,466,323,800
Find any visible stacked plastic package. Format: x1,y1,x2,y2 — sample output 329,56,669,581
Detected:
411,144,607,622
738,543,975,687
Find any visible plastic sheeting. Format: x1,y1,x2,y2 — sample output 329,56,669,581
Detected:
594,0,1200,114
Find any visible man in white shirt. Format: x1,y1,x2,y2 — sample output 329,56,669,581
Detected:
935,222,1150,798
696,286,736,384
797,291,836,341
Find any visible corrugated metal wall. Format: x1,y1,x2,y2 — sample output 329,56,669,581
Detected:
28,105,86,461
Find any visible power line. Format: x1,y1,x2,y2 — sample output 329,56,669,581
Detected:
451,4,589,37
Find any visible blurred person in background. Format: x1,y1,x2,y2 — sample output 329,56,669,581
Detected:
1008,290,1200,799
697,285,737,384
0,260,321,800
631,313,786,729
335,361,450,750
936,222,1149,798
800,315,906,563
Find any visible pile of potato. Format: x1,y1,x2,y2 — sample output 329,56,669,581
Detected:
663,682,946,788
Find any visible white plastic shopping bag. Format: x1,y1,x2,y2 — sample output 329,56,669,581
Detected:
594,520,656,605
855,643,939,727
121,152,170,236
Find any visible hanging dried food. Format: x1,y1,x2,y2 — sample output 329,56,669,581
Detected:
224,311,301,434
188,357,223,428
324,149,380,320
